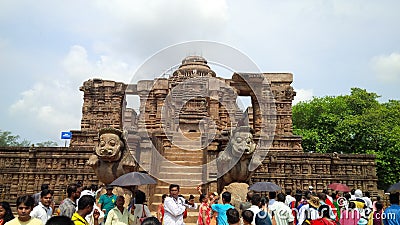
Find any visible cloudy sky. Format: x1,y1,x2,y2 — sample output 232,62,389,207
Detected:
1,0,399,145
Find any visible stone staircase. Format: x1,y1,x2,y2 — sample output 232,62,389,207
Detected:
149,132,204,224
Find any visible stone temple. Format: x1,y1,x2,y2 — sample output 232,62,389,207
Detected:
0,56,377,215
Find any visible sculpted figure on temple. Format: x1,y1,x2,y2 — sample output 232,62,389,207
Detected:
87,127,136,184
216,126,258,193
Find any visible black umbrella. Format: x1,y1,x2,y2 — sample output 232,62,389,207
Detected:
249,182,282,192
110,172,157,188
387,181,400,192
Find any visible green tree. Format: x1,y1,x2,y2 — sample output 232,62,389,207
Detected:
0,130,31,147
35,141,58,147
293,88,400,189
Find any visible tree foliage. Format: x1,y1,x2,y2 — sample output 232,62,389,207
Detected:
0,130,58,147
0,130,31,147
293,88,400,189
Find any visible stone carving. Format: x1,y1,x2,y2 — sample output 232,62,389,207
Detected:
216,126,257,193
87,128,136,184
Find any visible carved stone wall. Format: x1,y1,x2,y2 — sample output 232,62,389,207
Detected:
0,146,97,205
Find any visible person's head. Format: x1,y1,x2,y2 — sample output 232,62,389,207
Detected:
317,192,327,201
222,192,231,203
375,202,383,211
350,189,356,195
199,194,207,203
251,194,261,206
260,197,269,206
354,189,363,198
188,194,195,204
141,216,161,225
40,189,54,207
343,192,351,200
318,205,330,218
246,191,254,201
364,191,370,198
135,190,147,204
0,201,14,222
67,184,81,200
376,196,381,201
277,193,285,202
285,189,292,196
106,185,114,195
16,195,35,222
226,208,240,224
116,196,125,208
268,192,276,200
162,194,167,203
242,210,254,224
389,192,399,205
90,184,98,191
348,201,356,209
45,216,74,225
169,184,180,198
40,184,49,191
309,186,314,191
77,195,95,216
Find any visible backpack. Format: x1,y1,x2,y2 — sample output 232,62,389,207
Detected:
255,211,272,225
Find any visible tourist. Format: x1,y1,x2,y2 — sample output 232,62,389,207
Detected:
226,208,240,225
32,184,49,207
248,194,261,225
298,195,320,225
198,194,211,225
164,184,187,225
351,190,366,218
0,202,14,225
132,190,151,222
340,201,361,225
367,201,383,225
211,192,234,225
268,192,276,207
98,185,117,222
141,217,161,225
105,196,135,225
383,193,400,225
362,192,373,210
59,184,82,218
240,191,254,213
30,189,54,224
45,216,74,225
289,191,302,225
269,193,294,225
72,195,100,225
242,210,254,225
260,197,269,212
5,195,42,225
316,192,336,220
157,194,167,223
285,190,296,207
255,210,274,225
309,205,337,225
372,196,381,212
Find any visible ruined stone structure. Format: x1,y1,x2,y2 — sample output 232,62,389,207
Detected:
0,56,377,218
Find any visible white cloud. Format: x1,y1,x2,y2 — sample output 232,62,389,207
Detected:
371,52,400,83
8,44,137,145
293,89,314,105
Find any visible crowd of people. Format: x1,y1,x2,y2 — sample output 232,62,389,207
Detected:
0,183,399,225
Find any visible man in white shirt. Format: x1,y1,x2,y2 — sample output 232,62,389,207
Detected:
248,194,261,225
164,184,194,225
30,189,54,224
285,190,296,206
269,193,294,225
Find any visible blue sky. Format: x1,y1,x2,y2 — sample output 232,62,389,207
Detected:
1,0,399,145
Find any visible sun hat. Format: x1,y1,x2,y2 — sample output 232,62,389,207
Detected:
308,196,321,209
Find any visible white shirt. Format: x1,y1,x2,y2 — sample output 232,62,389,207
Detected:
297,204,319,225
285,195,296,206
30,202,52,224
164,196,186,225
248,205,261,225
269,201,294,225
